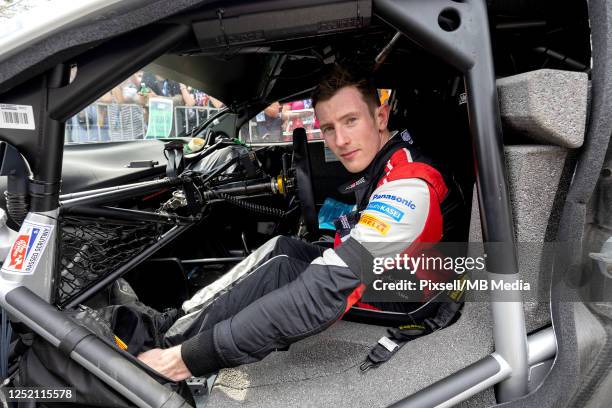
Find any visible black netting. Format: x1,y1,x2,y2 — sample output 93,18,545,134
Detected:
57,216,167,306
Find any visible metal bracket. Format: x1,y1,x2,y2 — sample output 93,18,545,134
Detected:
186,377,208,408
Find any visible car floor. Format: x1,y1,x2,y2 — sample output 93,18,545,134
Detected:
206,300,496,408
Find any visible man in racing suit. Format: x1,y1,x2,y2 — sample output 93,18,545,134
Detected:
137,65,462,380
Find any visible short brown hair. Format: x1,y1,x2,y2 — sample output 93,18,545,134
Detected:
312,64,380,113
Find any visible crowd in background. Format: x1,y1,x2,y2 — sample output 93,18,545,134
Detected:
65,68,390,146
245,99,320,143
65,70,224,144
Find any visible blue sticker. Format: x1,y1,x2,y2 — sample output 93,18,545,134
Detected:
366,201,405,222
25,227,39,258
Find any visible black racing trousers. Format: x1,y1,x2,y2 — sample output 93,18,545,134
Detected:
163,235,424,376
164,236,325,346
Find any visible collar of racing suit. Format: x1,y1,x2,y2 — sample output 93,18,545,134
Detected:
335,129,465,243
337,129,425,212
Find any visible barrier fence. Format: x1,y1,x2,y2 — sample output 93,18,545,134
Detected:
65,104,220,144
66,104,322,145
244,108,322,144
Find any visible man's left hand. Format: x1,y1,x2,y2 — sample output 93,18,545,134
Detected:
137,345,192,381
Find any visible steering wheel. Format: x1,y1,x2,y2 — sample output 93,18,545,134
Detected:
291,128,319,238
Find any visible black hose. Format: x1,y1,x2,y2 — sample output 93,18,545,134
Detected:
215,192,290,218
533,46,588,71
5,191,28,226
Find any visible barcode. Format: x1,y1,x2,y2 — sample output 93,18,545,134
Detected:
0,104,35,130
2,111,29,125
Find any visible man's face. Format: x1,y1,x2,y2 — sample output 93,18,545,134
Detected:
315,86,390,173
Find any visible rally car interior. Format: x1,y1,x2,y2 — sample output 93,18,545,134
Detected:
0,0,608,407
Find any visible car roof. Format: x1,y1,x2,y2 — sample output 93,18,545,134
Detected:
0,0,382,106
0,0,127,65
0,0,590,109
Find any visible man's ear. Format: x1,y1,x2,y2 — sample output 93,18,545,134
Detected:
376,104,391,131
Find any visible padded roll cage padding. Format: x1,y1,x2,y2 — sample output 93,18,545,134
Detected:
58,324,95,356
496,69,588,148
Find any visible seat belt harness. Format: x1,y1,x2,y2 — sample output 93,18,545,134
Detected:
359,292,464,372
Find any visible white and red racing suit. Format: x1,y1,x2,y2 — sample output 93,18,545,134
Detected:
165,131,464,376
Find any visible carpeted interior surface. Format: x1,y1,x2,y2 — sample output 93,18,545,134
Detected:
207,300,494,407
